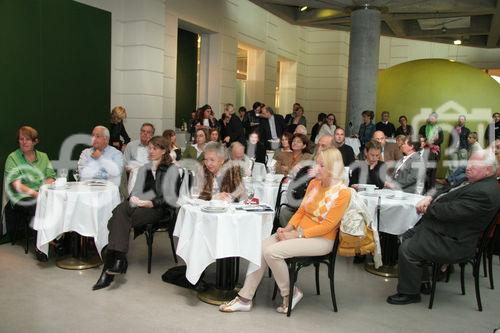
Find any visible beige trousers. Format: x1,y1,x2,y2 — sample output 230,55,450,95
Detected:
238,234,334,299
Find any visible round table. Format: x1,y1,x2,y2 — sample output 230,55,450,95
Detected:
251,180,287,207
359,189,424,277
33,181,121,269
173,203,274,304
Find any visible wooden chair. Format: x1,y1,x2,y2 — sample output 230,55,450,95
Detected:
428,208,500,311
272,229,341,317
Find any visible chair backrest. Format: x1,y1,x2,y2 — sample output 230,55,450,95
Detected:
475,208,500,260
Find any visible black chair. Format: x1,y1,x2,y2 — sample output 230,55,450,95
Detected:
428,209,500,311
134,168,189,273
483,220,500,289
272,229,341,317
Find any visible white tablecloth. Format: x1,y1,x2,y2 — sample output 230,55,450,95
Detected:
33,182,121,256
345,137,361,157
359,189,424,235
173,204,274,284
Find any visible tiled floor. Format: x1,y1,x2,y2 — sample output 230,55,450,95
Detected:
0,234,499,333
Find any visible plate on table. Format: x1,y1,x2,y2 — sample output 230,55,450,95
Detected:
201,206,228,213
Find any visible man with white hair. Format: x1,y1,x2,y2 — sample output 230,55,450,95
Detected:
293,124,307,136
78,126,124,186
387,150,500,305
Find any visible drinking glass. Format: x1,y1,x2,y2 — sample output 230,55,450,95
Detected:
58,168,68,179
73,170,80,182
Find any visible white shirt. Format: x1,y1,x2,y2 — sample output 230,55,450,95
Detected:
78,145,124,186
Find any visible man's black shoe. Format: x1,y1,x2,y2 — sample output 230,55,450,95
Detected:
420,282,432,295
386,293,421,305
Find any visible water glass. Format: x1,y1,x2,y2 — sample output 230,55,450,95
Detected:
58,168,68,179
73,170,80,182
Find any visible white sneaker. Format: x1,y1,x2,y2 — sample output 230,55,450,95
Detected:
276,287,303,314
219,296,252,312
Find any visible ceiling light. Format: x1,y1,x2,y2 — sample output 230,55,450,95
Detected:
300,6,308,12
453,39,462,45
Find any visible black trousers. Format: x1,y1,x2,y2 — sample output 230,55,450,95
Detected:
107,201,163,253
4,200,36,241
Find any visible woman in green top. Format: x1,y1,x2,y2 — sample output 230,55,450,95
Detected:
182,128,208,161
4,126,56,261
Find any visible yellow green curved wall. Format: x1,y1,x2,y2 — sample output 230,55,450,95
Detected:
376,58,500,177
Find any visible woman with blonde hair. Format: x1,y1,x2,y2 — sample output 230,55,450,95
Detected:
220,147,351,313
109,106,131,151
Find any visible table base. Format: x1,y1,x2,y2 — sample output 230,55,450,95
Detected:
56,255,102,270
365,262,398,278
198,286,239,305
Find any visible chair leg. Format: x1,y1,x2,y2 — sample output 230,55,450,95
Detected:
168,230,178,264
272,282,278,300
146,226,153,274
428,263,440,309
287,262,296,317
460,263,466,295
488,253,494,290
314,263,320,295
25,221,30,254
482,252,487,278
473,261,483,311
328,263,338,312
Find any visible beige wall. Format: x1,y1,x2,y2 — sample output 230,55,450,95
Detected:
77,0,500,137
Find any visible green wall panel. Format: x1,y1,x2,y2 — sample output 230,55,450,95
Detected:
0,0,111,203
175,29,198,128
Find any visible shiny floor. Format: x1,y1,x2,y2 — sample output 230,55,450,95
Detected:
0,234,499,333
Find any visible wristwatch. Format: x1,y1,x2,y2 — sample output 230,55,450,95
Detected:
297,227,304,239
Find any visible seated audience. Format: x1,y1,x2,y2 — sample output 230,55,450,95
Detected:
334,127,356,167
109,106,131,151
123,123,155,193
294,125,308,136
4,126,56,261
310,113,326,143
385,136,425,194
219,148,351,313
78,126,124,186
372,130,402,164
387,150,500,305
350,140,387,190
316,113,337,144
230,142,252,177
209,128,221,143
467,131,482,158
275,133,312,176
238,106,246,120
375,111,396,138
395,115,413,137
92,136,180,290
246,131,266,164
162,129,182,161
198,142,244,201
182,128,208,161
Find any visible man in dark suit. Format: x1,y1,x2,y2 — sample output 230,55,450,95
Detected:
387,150,500,305
385,137,425,194
259,106,286,150
242,101,263,138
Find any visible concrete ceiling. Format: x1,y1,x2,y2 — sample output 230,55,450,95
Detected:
249,0,500,48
